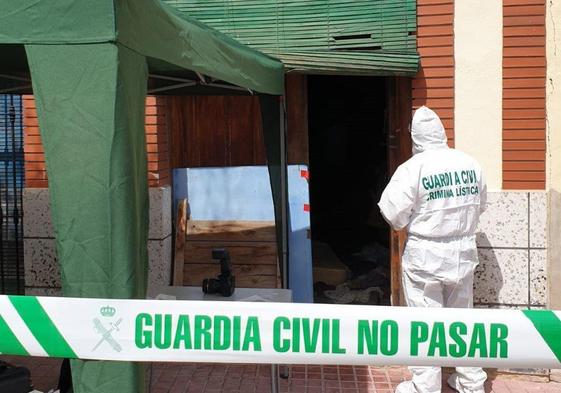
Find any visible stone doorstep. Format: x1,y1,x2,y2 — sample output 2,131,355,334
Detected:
443,366,551,382
551,369,561,383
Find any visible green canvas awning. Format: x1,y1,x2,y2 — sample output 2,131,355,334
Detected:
0,0,284,94
0,1,286,392
164,0,420,76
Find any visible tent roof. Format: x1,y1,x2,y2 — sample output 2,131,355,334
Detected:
0,0,284,95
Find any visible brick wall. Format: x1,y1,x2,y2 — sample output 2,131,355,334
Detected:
145,96,170,187
22,96,46,188
413,0,455,146
23,95,170,188
503,0,546,189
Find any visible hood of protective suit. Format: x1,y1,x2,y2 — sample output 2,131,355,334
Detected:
411,106,448,155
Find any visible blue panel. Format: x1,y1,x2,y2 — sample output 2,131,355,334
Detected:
287,165,313,303
185,166,274,220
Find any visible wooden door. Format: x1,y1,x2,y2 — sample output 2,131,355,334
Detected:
386,77,413,306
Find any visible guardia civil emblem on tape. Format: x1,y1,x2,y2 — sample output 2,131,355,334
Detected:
0,295,560,368
93,306,122,353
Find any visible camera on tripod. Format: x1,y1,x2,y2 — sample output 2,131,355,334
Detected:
202,248,235,297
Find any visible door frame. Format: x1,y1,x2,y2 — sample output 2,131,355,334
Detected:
386,76,413,306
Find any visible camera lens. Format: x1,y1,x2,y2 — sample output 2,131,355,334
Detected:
202,278,221,294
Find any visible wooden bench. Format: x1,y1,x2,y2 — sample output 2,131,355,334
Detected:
173,199,281,288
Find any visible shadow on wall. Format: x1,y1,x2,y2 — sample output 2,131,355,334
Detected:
473,232,503,307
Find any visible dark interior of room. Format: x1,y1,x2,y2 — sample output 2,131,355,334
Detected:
308,75,391,306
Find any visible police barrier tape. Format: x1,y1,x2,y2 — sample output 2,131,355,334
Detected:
0,295,560,368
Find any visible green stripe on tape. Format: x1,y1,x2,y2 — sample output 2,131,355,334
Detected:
0,315,28,356
523,310,561,363
9,296,77,358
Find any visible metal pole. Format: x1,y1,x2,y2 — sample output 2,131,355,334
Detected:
271,364,279,393
0,96,6,293
9,95,21,294
279,97,288,290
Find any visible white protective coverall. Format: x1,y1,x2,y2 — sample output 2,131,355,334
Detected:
378,106,487,393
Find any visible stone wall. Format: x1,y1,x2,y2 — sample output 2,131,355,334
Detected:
475,191,547,308
23,186,172,296
23,188,548,310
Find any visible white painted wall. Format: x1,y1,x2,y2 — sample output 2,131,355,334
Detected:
546,0,561,309
454,0,503,191
547,0,561,193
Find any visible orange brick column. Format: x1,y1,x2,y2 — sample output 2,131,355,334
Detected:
503,0,546,189
413,0,455,146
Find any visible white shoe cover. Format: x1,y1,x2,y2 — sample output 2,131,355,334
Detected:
447,373,485,393
395,380,416,393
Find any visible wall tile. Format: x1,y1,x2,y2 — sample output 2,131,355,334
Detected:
149,186,172,240
24,186,172,240
23,188,54,238
529,192,547,248
476,192,528,248
474,304,525,310
24,186,173,293
23,238,59,287
147,237,172,290
24,287,62,297
530,249,547,306
474,248,528,305
24,236,173,293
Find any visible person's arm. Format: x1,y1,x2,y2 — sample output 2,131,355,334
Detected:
378,163,416,230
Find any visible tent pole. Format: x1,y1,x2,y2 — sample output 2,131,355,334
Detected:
280,97,288,289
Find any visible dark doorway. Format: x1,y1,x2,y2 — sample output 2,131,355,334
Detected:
308,76,390,306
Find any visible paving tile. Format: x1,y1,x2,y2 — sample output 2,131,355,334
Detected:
291,378,306,386
186,387,205,393
306,378,322,387
341,373,357,381
356,374,373,382
151,388,171,393
373,374,388,382
341,381,357,388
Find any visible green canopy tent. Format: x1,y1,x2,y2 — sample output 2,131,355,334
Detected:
0,1,286,392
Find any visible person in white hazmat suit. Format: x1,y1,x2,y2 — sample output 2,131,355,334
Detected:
378,106,487,393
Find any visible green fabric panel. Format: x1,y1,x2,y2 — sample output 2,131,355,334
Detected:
115,0,284,95
71,361,146,393
0,0,115,44
9,296,76,358
25,43,149,299
259,95,287,282
164,0,419,75
25,43,148,393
